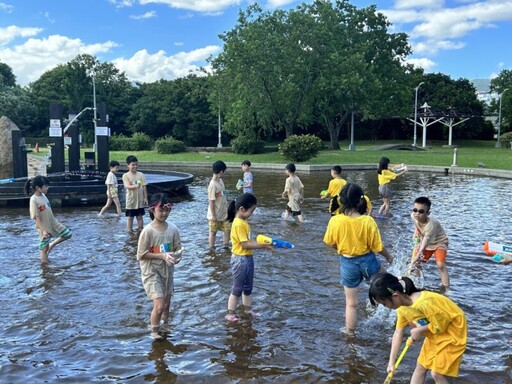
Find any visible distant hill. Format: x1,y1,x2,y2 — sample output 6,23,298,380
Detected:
471,79,491,93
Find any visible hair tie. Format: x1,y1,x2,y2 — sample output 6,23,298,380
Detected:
399,279,406,290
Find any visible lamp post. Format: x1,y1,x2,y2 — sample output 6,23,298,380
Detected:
92,73,98,152
496,88,509,148
217,106,222,148
413,82,425,147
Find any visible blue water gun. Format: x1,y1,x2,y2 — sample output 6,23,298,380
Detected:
492,253,512,263
256,235,294,249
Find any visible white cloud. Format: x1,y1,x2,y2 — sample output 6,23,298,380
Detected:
394,0,444,9
0,25,42,46
112,45,221,83
0,35,117,85
412,39,466,55
405,57,437,72
0,2,13,13
129,10,157,19
138,0,241,13
266,0,295,8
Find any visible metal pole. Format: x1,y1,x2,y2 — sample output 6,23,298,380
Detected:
413,82,424,147
451,147,458,167
92,74,98,153
217,107,222,148
349,110,355,151
496,89,509,148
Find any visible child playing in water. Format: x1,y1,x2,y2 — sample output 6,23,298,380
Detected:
25,175,72,263
377,157,406,216
321,165,347,215
122,155,148,232
369,272,467,383
282,163,305,223
225,193,272,321
98,160,122,217
240,159,254,194
409,196,450,289
137,193,182,340
323,183,393,334
207,160,230,249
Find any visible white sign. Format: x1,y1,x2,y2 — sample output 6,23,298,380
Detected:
95,126,109,136
50,119,61,128
49,127,62,137
64,136,72,145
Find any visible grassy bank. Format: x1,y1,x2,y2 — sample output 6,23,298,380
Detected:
33,140,512,170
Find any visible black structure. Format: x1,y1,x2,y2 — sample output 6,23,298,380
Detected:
67,116,81,172
49,103,65,173
96,102,109,173
11,130,28,179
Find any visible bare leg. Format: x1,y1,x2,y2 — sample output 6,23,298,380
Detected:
410,362,428,384
222,230,230,248
297,214,305,223
113,197,122,216
436,261,450,288
431,371,450,384
209,230,217,249
99,198,112,216
136,215,144,231
47,236,71,257
343,286,359,332
150,297,165,339
242,294,252,309
227,294,239,312
127,216,134,232
40,246,49,263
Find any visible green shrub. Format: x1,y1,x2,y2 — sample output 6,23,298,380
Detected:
279,134,323,162
110,132,153,151
155,136,187,154
230,134,265,154
499,131,512,148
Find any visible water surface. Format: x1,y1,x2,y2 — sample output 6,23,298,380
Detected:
1,167,511,383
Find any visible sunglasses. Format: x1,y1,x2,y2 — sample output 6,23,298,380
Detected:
412,208,427,214
153,202,173,210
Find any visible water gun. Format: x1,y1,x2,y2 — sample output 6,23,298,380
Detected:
320,189,328,197
483,241,512,263
0,178,16,184
236,179,246,190
392,163,408,173
256,235,294,249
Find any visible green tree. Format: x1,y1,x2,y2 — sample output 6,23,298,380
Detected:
0,62,16,87
127,75,217,145
490,69,512,134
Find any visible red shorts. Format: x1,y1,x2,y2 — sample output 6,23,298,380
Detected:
420,248,447,263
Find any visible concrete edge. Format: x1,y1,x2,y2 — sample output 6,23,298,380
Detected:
137,161,512,179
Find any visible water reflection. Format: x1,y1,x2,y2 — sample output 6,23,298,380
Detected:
0,167,511,383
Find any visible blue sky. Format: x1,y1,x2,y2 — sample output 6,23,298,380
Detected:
1,0,511,86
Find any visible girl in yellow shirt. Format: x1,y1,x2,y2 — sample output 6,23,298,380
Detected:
369,273,467,383
226,193,272,321
377,156,406,216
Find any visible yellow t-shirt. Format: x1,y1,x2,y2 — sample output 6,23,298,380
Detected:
323,214,383,256
397,291,467,377
326,178,347,197
230,217,253,256
378,169,397,185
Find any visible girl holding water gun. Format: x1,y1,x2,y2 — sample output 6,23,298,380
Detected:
369,272,466,384
225,193,272,321
377,156,406,216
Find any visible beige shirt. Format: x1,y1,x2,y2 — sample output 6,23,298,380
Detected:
412,214,449,250
122,171,147,209
29,193,66,237
284,175,304,212
207,177,228,221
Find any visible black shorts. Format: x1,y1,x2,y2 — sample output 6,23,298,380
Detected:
125,208,145,217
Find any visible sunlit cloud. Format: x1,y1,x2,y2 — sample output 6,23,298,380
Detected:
129,10,157,19
405,57,437,72
112,45,221,83
0,35,117,85
0,26,42,46
137,0,241,13
0,2,13,13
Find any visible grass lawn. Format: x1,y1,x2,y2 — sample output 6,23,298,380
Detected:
32,140,512,170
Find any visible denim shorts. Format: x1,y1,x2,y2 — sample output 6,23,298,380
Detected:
339,252,381,288
230,254,254,297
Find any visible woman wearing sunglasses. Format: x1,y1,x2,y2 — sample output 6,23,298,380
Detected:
410,196,450,290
